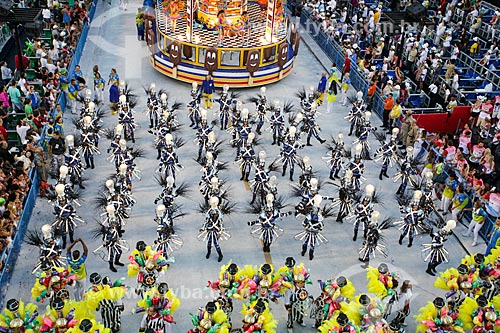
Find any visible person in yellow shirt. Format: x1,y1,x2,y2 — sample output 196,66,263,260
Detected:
470,37,479,55
389,100,402,130
374,10,380,24
67,238,88,301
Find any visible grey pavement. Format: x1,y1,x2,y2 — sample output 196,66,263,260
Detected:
5,1,484,332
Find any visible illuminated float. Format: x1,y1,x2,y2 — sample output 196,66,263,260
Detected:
144,0,300,87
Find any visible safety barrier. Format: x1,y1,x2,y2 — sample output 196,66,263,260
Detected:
0,169,39,307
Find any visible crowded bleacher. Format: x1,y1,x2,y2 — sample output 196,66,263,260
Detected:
0,0,92,276
294,0,500,244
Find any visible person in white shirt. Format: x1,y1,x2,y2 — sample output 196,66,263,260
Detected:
40,53,48,69
16,119,31,145
42,8,51,28
17,74,28,95
0,61,12,85
487,190,500,218
452,71,459,90
435,21,446,45
397,280,412,322
450,45,459,60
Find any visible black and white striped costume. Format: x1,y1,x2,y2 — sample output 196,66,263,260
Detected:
97,298,123,333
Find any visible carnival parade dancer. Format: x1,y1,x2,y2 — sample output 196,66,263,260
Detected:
331,170,355,223
127,241,169,297
188,82,201,127
422,220,456,276
351,184,375,242
393,146,417,196
366,263,400,319
248,194,292,253
30,263,75,303
214,85,233,130
65,135,85,189
157,134,183,182
240,298,278,333
295,195,328,260
236,132,256,182
25,224,65,273
117,95,137,143
145,83,159,129
310,276,355,328
250,87,269,135
195,109,214,162
269,100,285,146
395,191,426,248
52,185,85,249
84,272,126,333
318,312,357,333
80,116,100,170
358,211,389,268
154,203,184,257
135,282,181,333
0,298,39,333
346,144,365,192
198,197,229,262
415,296,464,333
187,301,230,333
92,206,129,272
233,109,252,161
322,133,347,180
249,150,274,205
354,111,376,160
345,95,365,137
279,258,312,331
302,102,326,146
374,128,399,180
278,126,303,181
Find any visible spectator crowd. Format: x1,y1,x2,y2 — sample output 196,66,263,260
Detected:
0,0,93,271
297,0,500,247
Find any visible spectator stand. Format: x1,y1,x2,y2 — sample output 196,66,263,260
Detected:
50,0,97,119
0,0,98,308
0,169,39,307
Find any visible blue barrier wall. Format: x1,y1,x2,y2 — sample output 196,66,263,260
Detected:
0,0,98,307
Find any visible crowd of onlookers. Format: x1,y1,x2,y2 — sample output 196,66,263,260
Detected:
0,0,92,269
298,0,500,246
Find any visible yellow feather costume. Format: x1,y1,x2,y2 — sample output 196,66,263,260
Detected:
433,268,459,291
240,300,278,333
318,316,341,333
83,285,126,311
136,287,181,316
127,246,168,277
366,267,389,298
0,300,39,333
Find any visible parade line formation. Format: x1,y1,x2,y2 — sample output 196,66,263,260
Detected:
2,0,500,330
0,66,496,333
